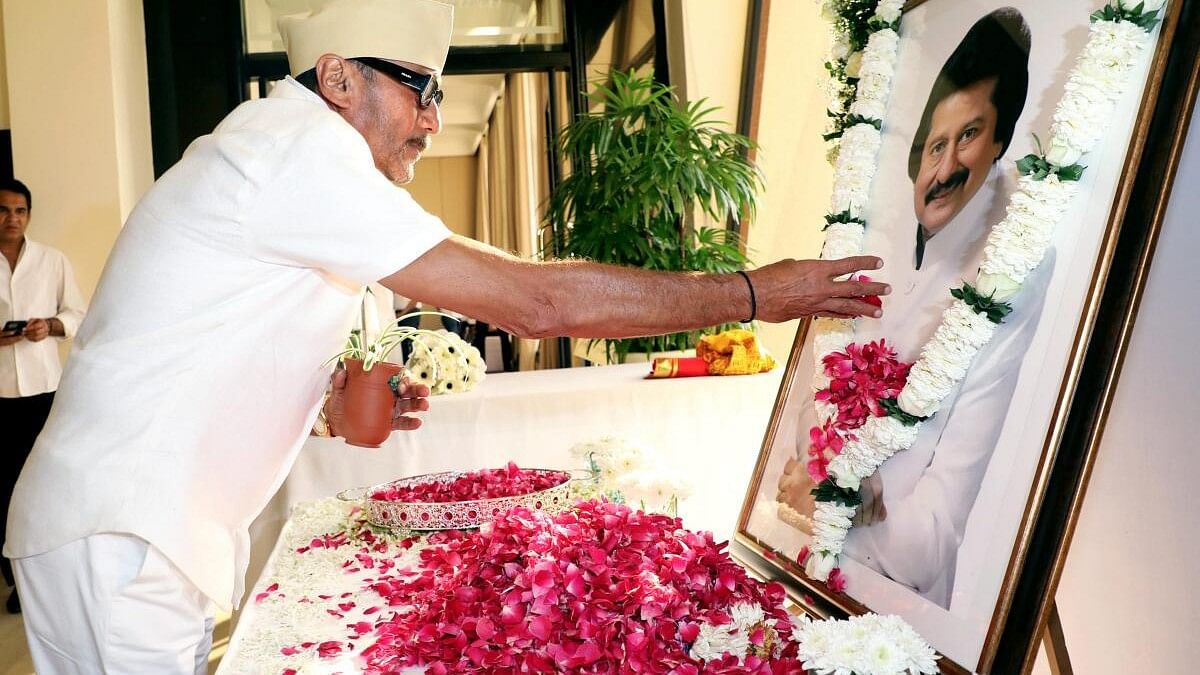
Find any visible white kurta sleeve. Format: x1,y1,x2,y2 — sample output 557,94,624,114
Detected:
844,253,1055,597
54,252,86,339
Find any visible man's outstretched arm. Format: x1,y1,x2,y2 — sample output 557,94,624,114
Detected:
380,235,889,339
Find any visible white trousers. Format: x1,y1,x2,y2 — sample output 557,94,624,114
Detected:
13,533,215,675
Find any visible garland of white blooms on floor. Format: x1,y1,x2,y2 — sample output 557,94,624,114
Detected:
801,0,1166,584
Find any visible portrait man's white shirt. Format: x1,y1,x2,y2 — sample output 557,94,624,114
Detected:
839,170,1053,608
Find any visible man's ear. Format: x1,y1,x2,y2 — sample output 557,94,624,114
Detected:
314,54,356,111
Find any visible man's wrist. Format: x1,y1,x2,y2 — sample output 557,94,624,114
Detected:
735,270,756,323
47,318,65,337
312,393,333,437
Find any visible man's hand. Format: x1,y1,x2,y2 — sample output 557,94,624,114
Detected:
0,332,21,347
23,318,50,342
750,256,890,321
387,375,431,431
776,456,817,535
851,472,887,527
325,367,431,437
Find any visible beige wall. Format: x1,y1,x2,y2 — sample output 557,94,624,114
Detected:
404,155,478,239
670,0,833,359
1027,100,1200,675
745,1,832,357
3,0,153,301
669,0,748,130
0,6,8,129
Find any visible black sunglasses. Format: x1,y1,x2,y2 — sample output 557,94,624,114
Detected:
354,57,444,108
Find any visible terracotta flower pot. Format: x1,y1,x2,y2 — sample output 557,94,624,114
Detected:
340,358,404,448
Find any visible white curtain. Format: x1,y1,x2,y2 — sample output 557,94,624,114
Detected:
475,72,560,370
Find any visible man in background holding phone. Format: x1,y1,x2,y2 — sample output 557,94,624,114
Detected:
0,178,85,614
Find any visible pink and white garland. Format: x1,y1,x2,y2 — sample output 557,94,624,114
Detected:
799,0,1163,584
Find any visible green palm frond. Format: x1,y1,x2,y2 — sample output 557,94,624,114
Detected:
544,70,762,361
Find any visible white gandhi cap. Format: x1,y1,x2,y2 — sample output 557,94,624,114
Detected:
279,0,455,77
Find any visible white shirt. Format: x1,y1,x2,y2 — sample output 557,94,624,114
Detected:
0,239,86,397
779,175,1051,608
835,174,1051,605
5,78,449,609
837,178,1052,608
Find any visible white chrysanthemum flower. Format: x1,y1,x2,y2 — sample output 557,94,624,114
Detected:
873,0,903,24
792,614,939,675
810,502,855,557
821,221,866,261
804,549,840,581
828,437,886,489
858,416,920,452
728,602,766,630
690,622,752,663
829,123,882,214
862,633,907,674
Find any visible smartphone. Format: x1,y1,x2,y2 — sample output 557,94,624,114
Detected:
2,320,27,335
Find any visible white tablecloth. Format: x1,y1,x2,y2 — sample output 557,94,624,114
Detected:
243,363,784,611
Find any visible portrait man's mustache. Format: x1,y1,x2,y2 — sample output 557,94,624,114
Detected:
924,168,971,205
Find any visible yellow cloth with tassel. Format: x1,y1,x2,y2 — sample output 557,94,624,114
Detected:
696,329,776,375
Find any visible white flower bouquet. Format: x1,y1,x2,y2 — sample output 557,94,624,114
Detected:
793,614,939,675
569,436,692,516
404,329,486,395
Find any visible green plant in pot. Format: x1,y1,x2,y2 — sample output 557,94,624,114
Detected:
544,70,763,363
326,290,450,448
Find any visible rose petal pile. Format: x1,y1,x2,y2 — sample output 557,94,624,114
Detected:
370,463,569,503
356,500,808,673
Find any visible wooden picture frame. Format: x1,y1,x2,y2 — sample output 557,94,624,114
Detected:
732,1,1199,673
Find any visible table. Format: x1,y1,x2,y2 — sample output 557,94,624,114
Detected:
244,363,784,613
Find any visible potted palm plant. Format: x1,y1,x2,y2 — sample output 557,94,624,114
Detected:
544,70,763,363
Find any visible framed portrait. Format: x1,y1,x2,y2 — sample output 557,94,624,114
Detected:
733,1,1199,673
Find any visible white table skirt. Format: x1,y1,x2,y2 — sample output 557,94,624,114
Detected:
243,363,784,613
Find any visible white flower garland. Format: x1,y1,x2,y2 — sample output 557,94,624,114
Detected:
801,0,1161,582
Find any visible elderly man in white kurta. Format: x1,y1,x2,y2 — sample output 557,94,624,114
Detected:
2,1,890,672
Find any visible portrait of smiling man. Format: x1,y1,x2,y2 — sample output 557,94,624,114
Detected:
908,7,1031,270
773,7,1038,610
